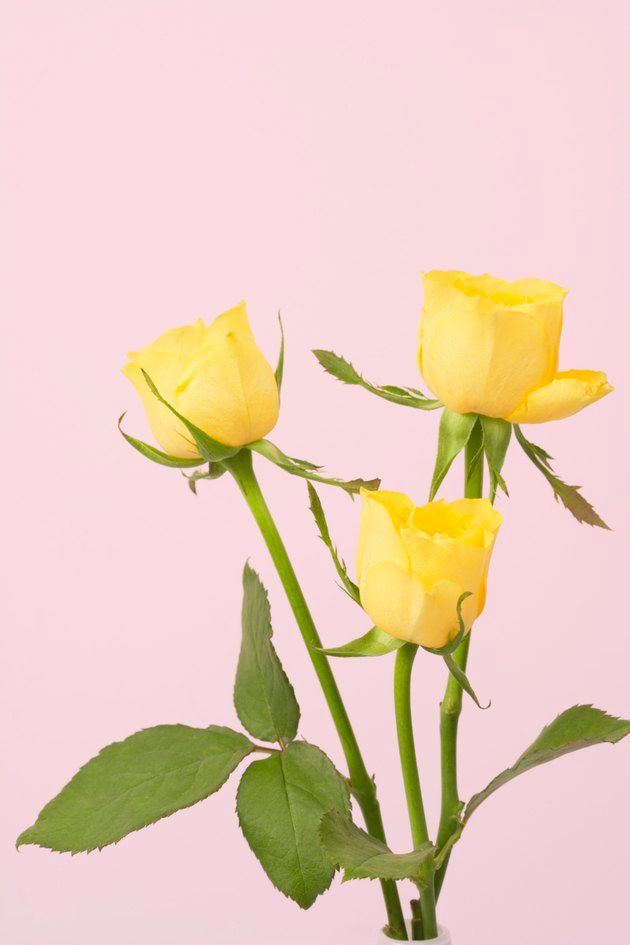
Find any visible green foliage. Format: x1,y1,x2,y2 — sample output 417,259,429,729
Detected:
429,410,478,500
17,726,255,853
118,413,205,468
141,370,240,462
234,564,300,744
464,706,630,822
313,349,442,410
480,416,511,501
320,626,404,658
249,438,380,494
307,483,361,602
237,741,350,908
319,810,434,883
514,425,609,529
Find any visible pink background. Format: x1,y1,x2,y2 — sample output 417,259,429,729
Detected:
2,2,629,943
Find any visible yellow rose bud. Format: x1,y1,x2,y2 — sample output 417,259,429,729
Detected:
418,270,612,423
122,302,280,458
356,489,502,648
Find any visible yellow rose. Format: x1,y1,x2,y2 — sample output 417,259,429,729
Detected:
356,489,502,648
122,302,279,458
418,270,612,423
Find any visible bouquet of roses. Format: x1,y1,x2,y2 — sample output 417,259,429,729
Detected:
18,271,627,943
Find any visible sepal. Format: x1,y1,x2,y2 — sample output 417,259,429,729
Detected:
249,438,379,495
442,652,489,710
274,313,285,395
480,416,511,501
141,370,240,462
423,594,488,709
429,410,478,500
307,483,361,602
313,350,441,410
183,463,226,493
514,425,609,528
421,592,470,657
118,413,205,468
320,626,404,658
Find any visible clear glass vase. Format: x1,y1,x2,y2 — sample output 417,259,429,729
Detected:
377,925,451,945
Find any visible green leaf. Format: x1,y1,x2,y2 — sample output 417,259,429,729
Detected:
319,810,434,883
274,314,285,395
464,705,630,823
117,413,205,469
480,416,511,501
313,350,442,410
141,370,240,463
234,564,300,744
17,725,255,853
249,438,380,495
183,463,226,494
237,741,350,908
429,410,478,500
442,653,489,710
433,812,464,869
513,425,609,529
307,483,361,603
320,626,404,658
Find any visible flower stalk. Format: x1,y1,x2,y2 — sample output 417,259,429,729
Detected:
434,425,483,897
394,643,438,940
224,449,407,939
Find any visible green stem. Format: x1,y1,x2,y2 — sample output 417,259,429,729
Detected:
224,450,407,940
394,644,438,940
410,899,424,940
434,423,484,898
